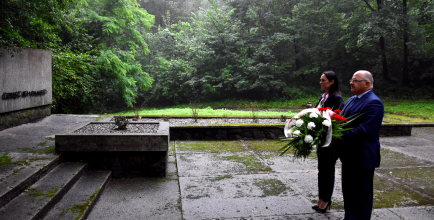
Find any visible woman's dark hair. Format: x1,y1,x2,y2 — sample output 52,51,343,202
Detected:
322,70,341,95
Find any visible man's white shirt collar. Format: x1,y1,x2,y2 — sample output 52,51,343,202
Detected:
357,89,371,98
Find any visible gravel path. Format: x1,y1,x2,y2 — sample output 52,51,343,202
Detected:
135,117,287,126
73,117,286,133
74,123,159,133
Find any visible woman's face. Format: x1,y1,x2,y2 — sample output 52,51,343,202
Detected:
320,74,334,92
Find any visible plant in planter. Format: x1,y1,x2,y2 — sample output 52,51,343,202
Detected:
246,101,259,123
132,96,152,120
222,114,229,122
190,100,199,122
113,115,129,130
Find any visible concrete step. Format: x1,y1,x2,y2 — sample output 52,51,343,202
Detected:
43,170,111,220
0,162,86,220
0,152,60,208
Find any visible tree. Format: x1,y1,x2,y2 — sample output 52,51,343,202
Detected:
0,0,74,55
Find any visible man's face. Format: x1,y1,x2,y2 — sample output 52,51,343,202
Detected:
350,72,369,95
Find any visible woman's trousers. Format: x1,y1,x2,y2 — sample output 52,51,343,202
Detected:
317,145,338,202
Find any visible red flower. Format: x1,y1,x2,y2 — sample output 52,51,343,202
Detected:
334,109,342,114
332,114,346,122
318,107,332,112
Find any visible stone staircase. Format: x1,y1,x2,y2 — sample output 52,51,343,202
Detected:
0,155,111,220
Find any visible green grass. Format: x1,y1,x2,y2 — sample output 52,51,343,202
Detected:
197,98,313,108
116,107,296,118
383,99,434,121
107,97,434,123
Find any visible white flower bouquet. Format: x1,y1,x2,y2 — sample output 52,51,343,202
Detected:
279,107,359,159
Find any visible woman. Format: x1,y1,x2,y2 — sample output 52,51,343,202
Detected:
312,70,344,213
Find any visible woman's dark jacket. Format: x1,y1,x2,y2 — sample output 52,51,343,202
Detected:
315,93,344,110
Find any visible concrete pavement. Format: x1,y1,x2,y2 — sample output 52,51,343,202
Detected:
1,115,434,219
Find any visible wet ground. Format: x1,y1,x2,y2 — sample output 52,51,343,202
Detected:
1,115,434,219
88,127,434,219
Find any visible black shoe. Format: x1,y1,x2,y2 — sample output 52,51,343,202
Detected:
314,202,331,213
312,205,319,209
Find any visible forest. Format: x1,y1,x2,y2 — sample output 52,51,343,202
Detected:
1,0,433,114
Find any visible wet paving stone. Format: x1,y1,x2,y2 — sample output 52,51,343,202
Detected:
377,167,434,198
176,141,246,153
87,178,182,220
258,152,322,173
324,208,404,220
282,171,344,210
179,173,312,219
387,206,434,219
373,173,434,208
247,140,289,151
176,151,272,177
379,148,432,168
412,127,434,141
380,135,434,164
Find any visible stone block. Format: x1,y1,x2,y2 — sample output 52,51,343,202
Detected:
0,105,50,131
240,130,253,139
215,129,228,140
0,47,52,114
252,130,266,139
56,122,169,178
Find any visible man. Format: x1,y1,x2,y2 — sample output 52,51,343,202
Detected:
339,70,384,220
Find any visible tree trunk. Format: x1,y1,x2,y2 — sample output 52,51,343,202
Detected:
379,36,389,80
294,39,300,71
377,0,390,80
402,0,409,86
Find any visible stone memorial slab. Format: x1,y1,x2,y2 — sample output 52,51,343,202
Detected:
55,121,169,178
0,48,52,114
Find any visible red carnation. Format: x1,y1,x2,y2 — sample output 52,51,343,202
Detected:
333,114,346,122
334,109,342,114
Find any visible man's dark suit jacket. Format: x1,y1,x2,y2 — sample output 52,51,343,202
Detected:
315,93,344,110
340,90,384,168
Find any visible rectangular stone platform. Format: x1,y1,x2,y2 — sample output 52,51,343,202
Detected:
55,122,169,178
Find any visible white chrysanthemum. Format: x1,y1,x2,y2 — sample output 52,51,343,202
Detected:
307,122,316,130
286,129,293,137
304,135,313,143
322,120,331,127
293,115,300,119
312,145,316,149
309,112,319,118
293,130,301,136
295,119,304,127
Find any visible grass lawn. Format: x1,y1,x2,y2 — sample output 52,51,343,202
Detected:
109,97,434,123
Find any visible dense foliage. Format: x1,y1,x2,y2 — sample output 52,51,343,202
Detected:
1,0,433,113
144,0,434,105
2,0,154,113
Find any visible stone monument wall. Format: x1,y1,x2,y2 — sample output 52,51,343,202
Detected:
0,47,52,130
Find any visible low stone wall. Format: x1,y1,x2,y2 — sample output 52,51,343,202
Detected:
0,105,51,131
170,126,284,141
380,123,434,137
380,124,412,136
170,123,433,141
